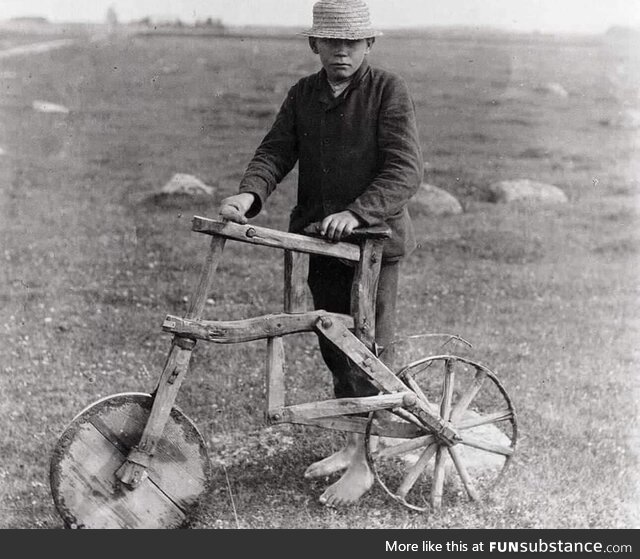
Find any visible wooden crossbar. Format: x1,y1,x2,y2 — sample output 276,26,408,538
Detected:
162,311,354,343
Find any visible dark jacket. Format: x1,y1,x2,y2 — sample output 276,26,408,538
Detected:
239,59,423,260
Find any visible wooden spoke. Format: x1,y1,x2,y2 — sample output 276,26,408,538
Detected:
440,359,455,421
431,446,447,511
403,376,437,413
375,435,436,459
449,367,487,423
391,407,429,431
369,409,424,437
448,446,480,501
396,443,437,499
459,435,514,457
457,409,514,430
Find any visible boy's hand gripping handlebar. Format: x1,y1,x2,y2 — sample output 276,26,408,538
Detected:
303,221,391,242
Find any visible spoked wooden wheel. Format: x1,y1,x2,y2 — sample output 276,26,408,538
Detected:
49,393,211,529
364,355,517,512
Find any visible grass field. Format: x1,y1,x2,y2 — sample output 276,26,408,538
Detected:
0,25,639,529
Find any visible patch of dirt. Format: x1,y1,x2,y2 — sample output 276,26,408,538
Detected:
0,39,75,59
209,427,297,467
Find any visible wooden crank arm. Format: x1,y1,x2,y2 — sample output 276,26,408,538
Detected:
162,311,354,343
314,317,462,446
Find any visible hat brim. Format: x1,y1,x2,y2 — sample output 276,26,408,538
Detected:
299,28,383,39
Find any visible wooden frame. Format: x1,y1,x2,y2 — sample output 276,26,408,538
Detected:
116,217,463,490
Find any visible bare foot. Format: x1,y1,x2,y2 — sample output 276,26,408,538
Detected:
318,457,374,507
309,433,376,506
304,446,355,479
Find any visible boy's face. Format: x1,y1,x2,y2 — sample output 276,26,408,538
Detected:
310,38,372,82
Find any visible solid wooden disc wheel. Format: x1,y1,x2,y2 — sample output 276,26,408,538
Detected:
49,393,211,529
365,355,517,512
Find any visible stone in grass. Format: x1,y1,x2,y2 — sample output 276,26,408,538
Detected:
32,100,70,114
605,108,640,129
410,183,463,216
487,179,568,205
535,82,569,98
383,410,510,475
161,173,215,196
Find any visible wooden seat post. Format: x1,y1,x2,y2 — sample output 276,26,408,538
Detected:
265,250,308,420
351,237,384,353
284,250,308,314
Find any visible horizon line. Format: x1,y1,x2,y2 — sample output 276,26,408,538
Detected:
2,17,636,37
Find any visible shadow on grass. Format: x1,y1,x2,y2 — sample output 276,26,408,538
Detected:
189,435,484,529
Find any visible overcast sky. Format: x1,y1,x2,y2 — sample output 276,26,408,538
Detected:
1,0,640,34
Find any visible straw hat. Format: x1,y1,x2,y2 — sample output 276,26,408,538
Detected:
300,0,383,40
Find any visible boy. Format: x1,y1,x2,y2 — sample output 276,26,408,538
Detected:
219,0,423,506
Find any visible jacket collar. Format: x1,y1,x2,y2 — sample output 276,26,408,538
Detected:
315,59,370,108
314,58,371,92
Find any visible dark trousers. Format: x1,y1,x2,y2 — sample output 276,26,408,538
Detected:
307,255,399,399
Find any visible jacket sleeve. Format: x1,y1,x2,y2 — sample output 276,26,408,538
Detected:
346,76,423,225
238,85,299,218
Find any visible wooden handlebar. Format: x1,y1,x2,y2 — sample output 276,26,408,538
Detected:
303,222,392,241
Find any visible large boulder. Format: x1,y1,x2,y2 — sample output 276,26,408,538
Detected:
161,173,215,196
410,183,463,216
487,179,568,205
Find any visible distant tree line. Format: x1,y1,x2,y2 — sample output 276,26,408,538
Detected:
131,16,225,30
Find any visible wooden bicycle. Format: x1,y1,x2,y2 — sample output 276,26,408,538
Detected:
49,216,517,528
